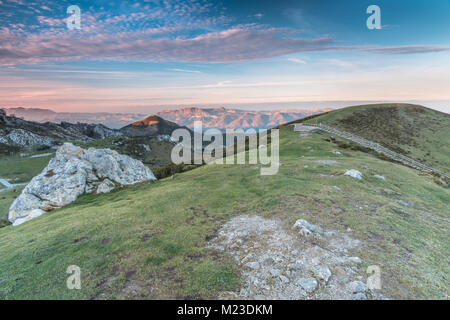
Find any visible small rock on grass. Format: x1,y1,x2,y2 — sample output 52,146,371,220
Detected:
344,169,363,180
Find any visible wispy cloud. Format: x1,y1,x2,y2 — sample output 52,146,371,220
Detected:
0,26,333,64
362,45,450,55
168,68,202,73
287,57,307,64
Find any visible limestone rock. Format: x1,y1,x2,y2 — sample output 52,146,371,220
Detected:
297,277,318,292
347,281,368,294
293,219,322,233
313,265,332,283
344,169,363,180
0,128,55,147
96,179,115,194
9,143,156,225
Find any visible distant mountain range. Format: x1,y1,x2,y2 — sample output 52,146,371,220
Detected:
157,107,332,130
4,107,332,130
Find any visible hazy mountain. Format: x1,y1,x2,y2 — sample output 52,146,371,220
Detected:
157,107,332,130
4,107,332,130
4,107,146,129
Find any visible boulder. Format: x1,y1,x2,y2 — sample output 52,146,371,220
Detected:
344,169,363,180
9,143,156,226
293,219,322,233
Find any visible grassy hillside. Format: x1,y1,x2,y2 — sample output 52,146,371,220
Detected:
301,103,450,173
0,153,53,226
0,119,448,299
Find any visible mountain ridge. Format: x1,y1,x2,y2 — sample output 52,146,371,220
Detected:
4,107,332,130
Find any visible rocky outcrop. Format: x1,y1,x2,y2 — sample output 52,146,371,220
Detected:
208,215,384,300
9,143,156,226
0,128,56,147
1,112,122,149
58,122,122,140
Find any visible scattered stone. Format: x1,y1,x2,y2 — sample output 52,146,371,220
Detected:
347,281,368,294
374,175,386,181
299,227,312,237
288,263,303,271
345,257,362,264
353,292,366,300
344,169,363,180
334,151,342,155
396,200,413,207
245,262,260,270
96,179,115,194
293,219,322,233
279,275,290,284
315,160,339,165
313,265,332,283
383,188,395,195
209,215,379,300
297,277,318,292
270,269,281,277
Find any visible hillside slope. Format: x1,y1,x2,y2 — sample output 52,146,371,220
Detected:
301,104,450,173
0,109,448,299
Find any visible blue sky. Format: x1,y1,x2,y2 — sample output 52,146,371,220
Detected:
0,0,449,112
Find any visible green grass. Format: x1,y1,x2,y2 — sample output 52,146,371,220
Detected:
302,103,450,173
80,136,174,169
0,154,52,226
0,153,52,183
0,108,448,299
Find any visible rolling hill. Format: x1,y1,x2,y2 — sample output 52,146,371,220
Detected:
300,103,450,173
0,104,448,300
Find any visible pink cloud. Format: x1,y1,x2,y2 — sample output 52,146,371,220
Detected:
0,26,333,64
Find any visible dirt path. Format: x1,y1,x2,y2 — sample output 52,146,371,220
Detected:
0,178,27,193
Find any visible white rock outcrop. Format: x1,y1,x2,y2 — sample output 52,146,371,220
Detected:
0,128,55,147
344,169,363,180
9,143,156,226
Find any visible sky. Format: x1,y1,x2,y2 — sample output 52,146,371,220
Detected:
0,0,449,113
